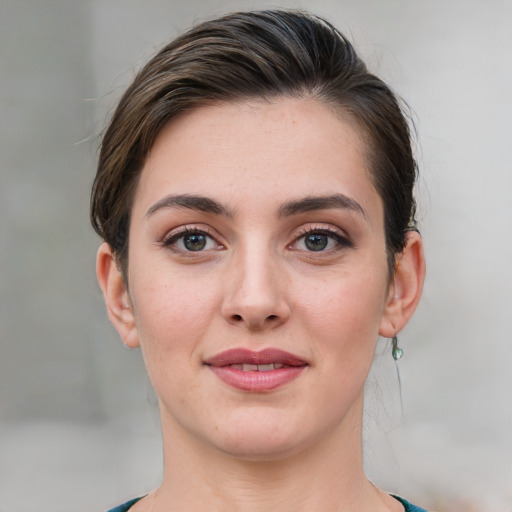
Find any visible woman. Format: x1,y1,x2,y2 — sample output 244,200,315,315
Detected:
92,10,427,512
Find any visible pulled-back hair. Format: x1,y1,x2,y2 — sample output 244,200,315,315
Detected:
91,9,417,277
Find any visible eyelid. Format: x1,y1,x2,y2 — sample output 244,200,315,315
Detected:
161,224,224,250
289,225,353,250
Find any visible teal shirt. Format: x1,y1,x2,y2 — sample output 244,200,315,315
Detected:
394,495,431,511
107,497,142,511
107,495,430,511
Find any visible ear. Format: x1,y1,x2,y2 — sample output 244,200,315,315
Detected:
379,231,426,338
96,242,140,348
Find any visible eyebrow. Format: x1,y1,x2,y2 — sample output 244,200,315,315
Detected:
145,192,365,220
278,194,366,219
146,194,234,218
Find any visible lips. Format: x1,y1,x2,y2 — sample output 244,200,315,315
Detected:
204,348,307,392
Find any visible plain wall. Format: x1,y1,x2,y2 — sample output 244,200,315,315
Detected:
1,1,511,511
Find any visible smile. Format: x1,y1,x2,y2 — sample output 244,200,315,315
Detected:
204,348,308,392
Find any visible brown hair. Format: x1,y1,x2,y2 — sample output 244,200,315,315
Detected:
91,9,417,277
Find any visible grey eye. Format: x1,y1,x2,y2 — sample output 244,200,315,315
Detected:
183,233,208,251
304,234,329,251
164,230,219,252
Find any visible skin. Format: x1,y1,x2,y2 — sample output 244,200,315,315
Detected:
97,98,425,512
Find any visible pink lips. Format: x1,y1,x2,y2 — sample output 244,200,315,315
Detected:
204,348,307,392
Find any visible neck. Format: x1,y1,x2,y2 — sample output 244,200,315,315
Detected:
149,396,398,512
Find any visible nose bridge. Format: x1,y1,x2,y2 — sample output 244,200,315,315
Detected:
221,236,289,329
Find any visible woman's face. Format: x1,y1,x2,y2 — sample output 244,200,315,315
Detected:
120,98,398,459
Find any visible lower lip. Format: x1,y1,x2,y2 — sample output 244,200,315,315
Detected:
208,366,306,392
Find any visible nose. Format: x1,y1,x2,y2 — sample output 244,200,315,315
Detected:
220,246,291,331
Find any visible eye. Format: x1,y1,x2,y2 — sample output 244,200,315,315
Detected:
302,233,331,251
292,228,352,252
163,228,222,252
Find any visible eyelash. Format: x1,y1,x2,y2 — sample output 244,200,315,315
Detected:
161,226,222,253
291,226,353,252
161,225,352,254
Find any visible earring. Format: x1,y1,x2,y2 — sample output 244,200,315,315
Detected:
392,335,404,361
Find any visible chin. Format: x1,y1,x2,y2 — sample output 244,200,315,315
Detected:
204,408,319,462
216,434,304,462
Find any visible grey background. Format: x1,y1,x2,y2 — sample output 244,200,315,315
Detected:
1,1,511,511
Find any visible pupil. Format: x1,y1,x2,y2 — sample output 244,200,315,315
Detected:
184,234,206,251
305,234,328,251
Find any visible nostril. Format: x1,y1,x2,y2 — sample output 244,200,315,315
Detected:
233,314,243,321
267,315,277,321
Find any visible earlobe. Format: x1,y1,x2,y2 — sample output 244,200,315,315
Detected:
96,243,140,348
379,231,426,338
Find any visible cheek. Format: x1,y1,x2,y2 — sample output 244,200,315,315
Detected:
129,275,220,411
295,269,388,360
295,274,387,416
129,271,220,361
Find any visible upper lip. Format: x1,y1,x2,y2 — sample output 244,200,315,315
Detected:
204,348,308,367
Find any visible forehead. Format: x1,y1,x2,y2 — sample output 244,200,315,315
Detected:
133,98,381,222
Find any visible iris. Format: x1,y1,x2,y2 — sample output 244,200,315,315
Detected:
305,234,328,251
183,233,207,251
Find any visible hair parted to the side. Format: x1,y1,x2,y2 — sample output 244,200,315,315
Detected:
90,9,417,278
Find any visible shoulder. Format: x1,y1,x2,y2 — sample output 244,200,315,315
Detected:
106,497,143,512
393,495,431,512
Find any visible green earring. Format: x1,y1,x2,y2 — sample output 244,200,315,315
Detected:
392,335,404,361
